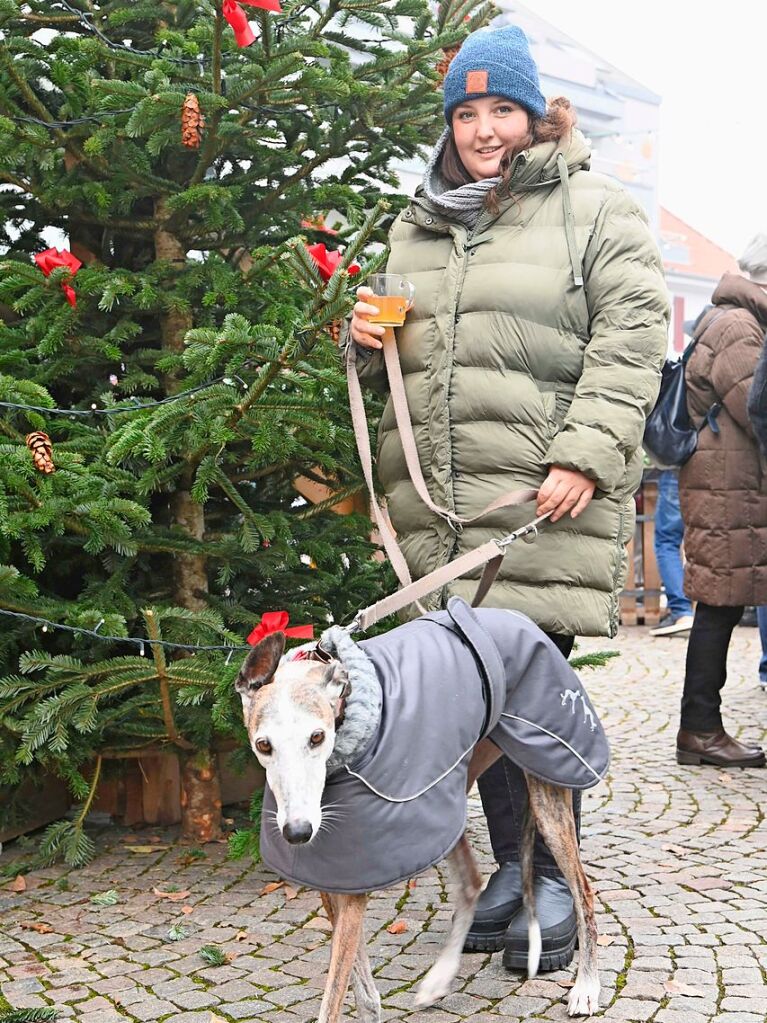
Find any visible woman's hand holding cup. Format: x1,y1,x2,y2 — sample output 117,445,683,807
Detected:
350,287,386,350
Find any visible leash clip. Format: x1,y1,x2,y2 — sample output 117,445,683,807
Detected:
495,510,553,550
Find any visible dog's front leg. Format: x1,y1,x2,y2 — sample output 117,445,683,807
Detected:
323,892,381,1023
317,892,369,1023
414,834,482,1008
526,776,600,1017
349,924,381,1023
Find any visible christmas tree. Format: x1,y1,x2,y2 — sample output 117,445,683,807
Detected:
0,0,494,864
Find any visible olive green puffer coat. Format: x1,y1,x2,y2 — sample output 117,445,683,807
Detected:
358,130,669,637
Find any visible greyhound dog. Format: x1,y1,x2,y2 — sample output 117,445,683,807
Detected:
237,603,603,1022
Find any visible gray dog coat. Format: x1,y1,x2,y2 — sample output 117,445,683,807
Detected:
260,597,609,894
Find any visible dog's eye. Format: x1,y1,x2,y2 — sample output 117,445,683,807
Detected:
255,738,272,756
309,729,325,748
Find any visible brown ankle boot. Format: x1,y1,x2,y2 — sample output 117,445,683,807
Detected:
676,728,765,767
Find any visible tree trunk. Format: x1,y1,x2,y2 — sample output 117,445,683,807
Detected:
154,200,220,842
180,749,223,842
169,484,209,610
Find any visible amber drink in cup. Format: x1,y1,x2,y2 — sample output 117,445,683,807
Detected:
367,274,415,327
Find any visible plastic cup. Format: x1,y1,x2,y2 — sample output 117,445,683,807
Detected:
366,274,416,327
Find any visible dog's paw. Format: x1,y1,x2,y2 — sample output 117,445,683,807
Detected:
567,977,600,1016
414,961,455,1008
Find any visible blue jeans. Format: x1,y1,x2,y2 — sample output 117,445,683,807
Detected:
654,470,692,618
757,606,767,683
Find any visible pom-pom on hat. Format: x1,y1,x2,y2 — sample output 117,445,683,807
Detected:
443,25,546,124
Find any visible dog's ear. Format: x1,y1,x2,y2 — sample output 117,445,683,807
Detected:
322,662,351,702
235,632,286,694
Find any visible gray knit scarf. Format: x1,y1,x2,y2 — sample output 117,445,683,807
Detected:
421,127,499,231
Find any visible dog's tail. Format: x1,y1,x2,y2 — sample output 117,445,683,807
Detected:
521,808,541,978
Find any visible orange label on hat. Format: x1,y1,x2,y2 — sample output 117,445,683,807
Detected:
466,70,488,93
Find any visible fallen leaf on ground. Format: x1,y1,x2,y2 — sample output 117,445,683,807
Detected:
387,920,408,935
125,845,170,854
20,921,53,933
665,979,704,997
304,916,333,932
153,887,191,902
596,934,615,946
407,878,417,889
284,885,299,901
11,875,26,892
260,881,284,895
235,930,248,941
181,905,194,914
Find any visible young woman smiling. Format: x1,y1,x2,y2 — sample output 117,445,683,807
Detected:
346,24,669,973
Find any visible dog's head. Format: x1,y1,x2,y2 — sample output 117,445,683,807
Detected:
236,633,349,845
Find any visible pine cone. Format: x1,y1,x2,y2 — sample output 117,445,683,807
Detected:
26,431,55,474
436,43,461,81
329,319,342,345
181,93,203,149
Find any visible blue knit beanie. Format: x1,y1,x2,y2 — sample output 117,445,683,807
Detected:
443,26,546,124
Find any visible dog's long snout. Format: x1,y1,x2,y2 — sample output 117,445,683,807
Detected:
283,819,313,845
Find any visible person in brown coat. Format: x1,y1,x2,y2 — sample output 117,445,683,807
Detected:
677,234,767,768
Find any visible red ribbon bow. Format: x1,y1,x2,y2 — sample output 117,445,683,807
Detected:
247,610,315,646
222,0,282,48
306,243,361,284
34,247,82,307
223,0,256,47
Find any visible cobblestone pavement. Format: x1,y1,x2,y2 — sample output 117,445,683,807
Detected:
2,625,767,1023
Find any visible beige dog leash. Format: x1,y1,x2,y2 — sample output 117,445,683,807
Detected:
348,513,551,631
345,328,550,629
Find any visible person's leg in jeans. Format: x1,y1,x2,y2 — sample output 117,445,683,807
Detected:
677,602,765,767
757,606,767,687
469,632,580,965
653,470,693,621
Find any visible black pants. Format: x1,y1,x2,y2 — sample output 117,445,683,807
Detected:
477,631,580,879
680,602,744,732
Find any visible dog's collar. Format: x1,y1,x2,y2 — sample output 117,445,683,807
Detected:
334,677,351,729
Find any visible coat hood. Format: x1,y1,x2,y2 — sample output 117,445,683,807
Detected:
415,127,591,288
712,272,767,330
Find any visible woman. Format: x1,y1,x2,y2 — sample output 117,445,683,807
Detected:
347,25,668,970
676,233,767,768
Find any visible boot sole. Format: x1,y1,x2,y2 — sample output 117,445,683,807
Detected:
503,933,577,973
463,929,507,953
676,749,766,767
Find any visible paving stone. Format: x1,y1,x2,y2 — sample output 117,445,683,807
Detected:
222,999,277,1019
77,1009,131,1023
1,978,45,997
169,988,222,1009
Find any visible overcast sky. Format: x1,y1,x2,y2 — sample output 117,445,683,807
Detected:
522,0,764,259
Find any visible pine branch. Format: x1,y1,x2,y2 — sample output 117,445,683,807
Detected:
569,650,620,671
